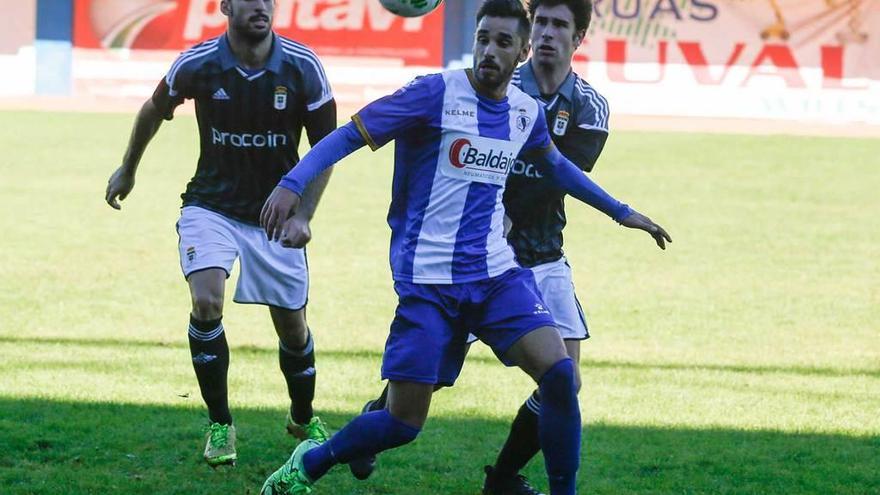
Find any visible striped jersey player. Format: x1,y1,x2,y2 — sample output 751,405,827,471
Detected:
258,2,670,494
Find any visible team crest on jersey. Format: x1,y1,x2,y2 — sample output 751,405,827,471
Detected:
553,110,570,136
516,108,532,132
274,86,288,111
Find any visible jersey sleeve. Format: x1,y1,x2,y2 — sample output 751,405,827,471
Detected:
150,78,185,121
557,127,608,173
151,50,198,120
298,48,334,112
351,74,441,151
522,104,551,152
565,80,611,171
575,80,610,132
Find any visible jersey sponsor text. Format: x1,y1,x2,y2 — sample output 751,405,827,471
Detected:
442,133,520,186
211,127,289,149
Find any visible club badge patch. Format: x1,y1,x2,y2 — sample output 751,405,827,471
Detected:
274,86,288,111
553,110,570,136
516,108,532,132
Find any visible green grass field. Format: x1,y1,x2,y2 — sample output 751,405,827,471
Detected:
0,110,878,494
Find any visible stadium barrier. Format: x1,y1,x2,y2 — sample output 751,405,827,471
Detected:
4,0,879,125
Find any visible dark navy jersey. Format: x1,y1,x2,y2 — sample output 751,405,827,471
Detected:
505,61,610,267
152,34,335,225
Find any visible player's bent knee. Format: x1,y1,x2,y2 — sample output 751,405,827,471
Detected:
270,306,308,335
387,403,430,430
387,381,433,429
539,358,578,407
383,411,421,448
191,294,223,321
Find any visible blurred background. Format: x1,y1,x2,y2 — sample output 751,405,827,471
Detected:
2,0,878,133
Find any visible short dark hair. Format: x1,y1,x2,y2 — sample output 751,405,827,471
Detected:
527,0,593,33
476,0,532,42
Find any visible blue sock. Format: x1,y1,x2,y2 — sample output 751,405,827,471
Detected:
303,409,420,481
538,358,580,495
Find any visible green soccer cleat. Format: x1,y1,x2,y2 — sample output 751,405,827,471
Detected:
286,414,330,443
261,439,320,495
203,422,237,467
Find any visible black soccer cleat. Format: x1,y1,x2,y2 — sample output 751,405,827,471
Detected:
482,465,545,495
348,400,378,480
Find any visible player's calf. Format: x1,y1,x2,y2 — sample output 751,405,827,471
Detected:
279,331,321,439
538,358,580,495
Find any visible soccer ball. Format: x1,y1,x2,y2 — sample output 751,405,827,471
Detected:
379,0,444,17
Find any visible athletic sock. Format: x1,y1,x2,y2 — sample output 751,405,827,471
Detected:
493,389,542,478
302,409,420,481
279,331,316,425
368,383,390,411
538,359,580,495
188,315,232,425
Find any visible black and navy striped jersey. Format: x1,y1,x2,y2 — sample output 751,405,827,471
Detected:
504,61,610,268
152,34,336,225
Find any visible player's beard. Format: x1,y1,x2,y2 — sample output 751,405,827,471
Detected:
233,23,272,43
476,64,516,92
230,8,273,43
480,66,516,90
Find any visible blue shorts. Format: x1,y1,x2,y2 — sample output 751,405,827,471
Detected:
381,268,556,386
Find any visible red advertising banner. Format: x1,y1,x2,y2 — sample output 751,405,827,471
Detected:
576,0,879,84
72,0,445,66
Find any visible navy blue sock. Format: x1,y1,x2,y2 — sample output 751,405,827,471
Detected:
494,390,541,478
538,359,580,495
302,409,420,481
279,332,316,425
188,316,232,425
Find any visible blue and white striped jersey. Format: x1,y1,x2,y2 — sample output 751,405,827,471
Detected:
352,69,551,284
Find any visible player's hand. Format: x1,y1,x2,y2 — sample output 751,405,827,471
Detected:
280,216,312,249
620,211,672,250
261,186,301,241
105,166,136,210
503,214,513,238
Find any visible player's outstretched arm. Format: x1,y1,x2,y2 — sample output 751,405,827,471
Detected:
525,144,672,249
280,100,339,248
105,99,165,210
261,122,366,240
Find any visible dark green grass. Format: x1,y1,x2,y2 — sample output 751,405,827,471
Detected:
2,398,877,494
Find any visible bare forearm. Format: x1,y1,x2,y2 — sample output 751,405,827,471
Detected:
121,100,164,173
294,168,332,221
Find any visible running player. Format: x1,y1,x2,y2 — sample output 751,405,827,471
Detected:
259,1,670,493
104,0,335,467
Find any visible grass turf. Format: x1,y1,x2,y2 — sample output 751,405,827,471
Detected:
0,111,877,494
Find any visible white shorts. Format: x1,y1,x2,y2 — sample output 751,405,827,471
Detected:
176,206,309,310
468,257,588,343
